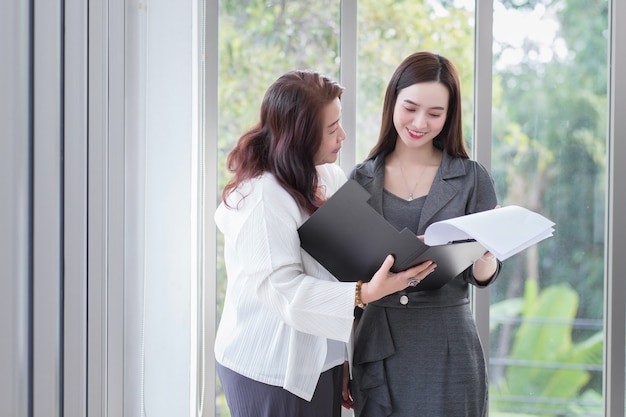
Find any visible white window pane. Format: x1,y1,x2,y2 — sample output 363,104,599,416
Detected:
489,1,608,415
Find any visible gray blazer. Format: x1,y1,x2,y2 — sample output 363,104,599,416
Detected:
349,151,499,235
349,151,502,291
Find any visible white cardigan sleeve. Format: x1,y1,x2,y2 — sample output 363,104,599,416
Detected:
235,169,355,342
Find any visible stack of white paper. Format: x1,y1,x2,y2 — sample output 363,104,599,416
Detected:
424,205,555,261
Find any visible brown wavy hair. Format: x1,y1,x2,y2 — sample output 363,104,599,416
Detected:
222,70,344,215
367,51,469,160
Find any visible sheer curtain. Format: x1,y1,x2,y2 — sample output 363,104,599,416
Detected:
125,1,201,416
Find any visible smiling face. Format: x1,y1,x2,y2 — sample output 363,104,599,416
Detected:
393,81,449,150
314,97,346,165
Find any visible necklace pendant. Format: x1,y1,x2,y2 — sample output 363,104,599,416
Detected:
408,193,413,201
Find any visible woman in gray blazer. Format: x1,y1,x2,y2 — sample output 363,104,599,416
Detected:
347,52,502,417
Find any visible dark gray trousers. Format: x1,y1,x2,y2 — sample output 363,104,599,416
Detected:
217,361,343,417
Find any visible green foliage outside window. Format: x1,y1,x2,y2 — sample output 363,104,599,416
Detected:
490,281,603,415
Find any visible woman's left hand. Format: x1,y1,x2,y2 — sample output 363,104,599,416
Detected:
341,361,353,409
473,251,498,282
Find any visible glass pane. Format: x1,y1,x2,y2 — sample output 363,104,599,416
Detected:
125,1,202,414
216,1,341,415
489,1,608,416
356,0,476,161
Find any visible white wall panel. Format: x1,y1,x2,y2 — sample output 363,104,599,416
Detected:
33,0,63,415
0,1,32,416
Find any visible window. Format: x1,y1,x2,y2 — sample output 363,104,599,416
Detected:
207,1,623,416
489,2,608,415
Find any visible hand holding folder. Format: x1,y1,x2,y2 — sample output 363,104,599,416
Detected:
298,180,555,291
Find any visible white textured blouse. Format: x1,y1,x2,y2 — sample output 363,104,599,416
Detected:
214,163,356,401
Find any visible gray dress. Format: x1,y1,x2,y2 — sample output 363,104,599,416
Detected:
349,152,502,417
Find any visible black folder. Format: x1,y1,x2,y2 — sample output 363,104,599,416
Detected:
297,180,486,291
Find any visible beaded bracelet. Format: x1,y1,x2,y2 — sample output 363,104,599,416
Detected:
355,280,367,309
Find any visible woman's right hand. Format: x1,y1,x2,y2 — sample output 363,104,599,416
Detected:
361,255,436,305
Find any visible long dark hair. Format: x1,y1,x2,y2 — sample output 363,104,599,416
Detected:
367,51,469,160
222,70,344,215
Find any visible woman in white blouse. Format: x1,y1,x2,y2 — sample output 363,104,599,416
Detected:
214,70,437,417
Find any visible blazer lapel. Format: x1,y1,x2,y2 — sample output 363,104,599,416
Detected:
354,152,468,232
418,152,466,231
355,155,387,214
